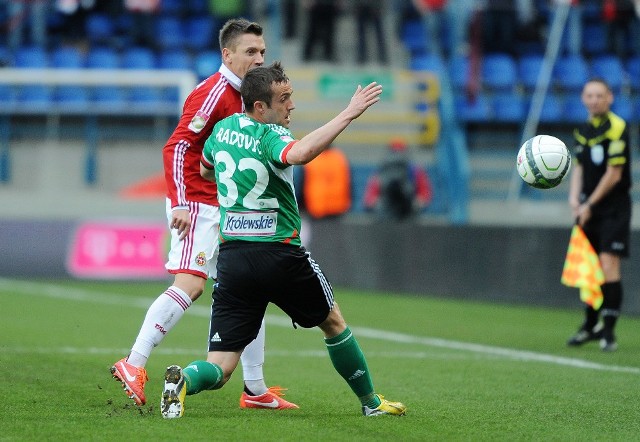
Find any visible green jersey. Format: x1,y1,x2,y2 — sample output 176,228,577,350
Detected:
202,113,302,245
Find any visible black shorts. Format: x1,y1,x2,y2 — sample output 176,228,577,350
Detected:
583,195,631,258
208,242,334,352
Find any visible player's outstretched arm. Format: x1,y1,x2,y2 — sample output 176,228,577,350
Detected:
286,82,382,165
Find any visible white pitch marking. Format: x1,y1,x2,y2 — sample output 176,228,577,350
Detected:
1,277,638,374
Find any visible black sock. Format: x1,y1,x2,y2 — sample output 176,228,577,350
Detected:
601,281,623,336
583,305,600,331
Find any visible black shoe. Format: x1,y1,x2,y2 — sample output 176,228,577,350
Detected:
567,326,603,346
599,329,618,352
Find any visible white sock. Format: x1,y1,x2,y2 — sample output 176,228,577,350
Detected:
241,318,267,395
128,286,192,368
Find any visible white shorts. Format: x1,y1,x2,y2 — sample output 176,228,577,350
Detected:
165,199,220,279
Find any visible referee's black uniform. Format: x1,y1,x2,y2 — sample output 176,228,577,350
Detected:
572,109,632,347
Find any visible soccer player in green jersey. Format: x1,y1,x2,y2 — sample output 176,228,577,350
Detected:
160,62,406,418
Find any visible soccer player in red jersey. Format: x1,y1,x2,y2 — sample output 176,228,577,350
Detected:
111,18,297,410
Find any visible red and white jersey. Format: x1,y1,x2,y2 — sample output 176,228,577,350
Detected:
163,64,243,208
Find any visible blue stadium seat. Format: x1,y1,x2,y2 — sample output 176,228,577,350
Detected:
184,16,218,51
14,46,48,67
93,86,127,109
156,16,184,50
401,20,428,56
158,49,193,71
493,93,527,123
162,0,185,14
538,94,563,123
159,50,194,102
482,53,517,91
409,53,445,75
128,87,163,105
0,45,11,67
124,48,164,106
590,55,624,92
194,51,222,80
121,47,156,69
626,56,640,90
582,23,608,56
17,85,51,109
517,54,543,90
86,47,120,69
635,100,640,123
611,96,633,122
0,85,16,106
51,46,85,68
14,47,49,108
562,94,588,123
54,86,90,110
85,13,115,46
454,93,492,123
188,0,209,14
553,55,588,91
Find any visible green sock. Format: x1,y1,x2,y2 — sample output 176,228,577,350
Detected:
183,360,224,395
325,327,381,408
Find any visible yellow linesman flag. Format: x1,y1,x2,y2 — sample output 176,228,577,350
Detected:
561,225,604,309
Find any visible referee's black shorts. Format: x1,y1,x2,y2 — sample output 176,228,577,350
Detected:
208,241,334,352
583,195,631,258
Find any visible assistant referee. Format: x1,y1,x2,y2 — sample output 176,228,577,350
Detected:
566,78,632,352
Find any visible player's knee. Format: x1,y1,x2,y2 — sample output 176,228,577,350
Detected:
318,304,347,337
174,273,206,300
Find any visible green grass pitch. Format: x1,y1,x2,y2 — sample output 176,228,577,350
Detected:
2,278,640,441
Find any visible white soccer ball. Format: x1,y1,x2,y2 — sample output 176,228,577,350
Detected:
516,135,571,189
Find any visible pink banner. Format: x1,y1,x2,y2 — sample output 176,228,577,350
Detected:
67,222,167,279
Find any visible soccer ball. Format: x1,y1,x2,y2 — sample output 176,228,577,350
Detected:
516,135,571,189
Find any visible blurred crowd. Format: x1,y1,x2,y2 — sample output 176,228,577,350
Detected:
1,0,639,63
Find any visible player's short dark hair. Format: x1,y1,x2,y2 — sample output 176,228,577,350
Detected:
584,77,611,92
241,61,289,112
219,18,263,50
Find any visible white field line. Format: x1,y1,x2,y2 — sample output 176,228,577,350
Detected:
2,277,638,375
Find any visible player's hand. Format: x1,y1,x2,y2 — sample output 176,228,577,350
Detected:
345,82,383,120
171,209,191,241
576,203,591,227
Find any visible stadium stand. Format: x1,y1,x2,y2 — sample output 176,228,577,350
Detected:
158,49,193,71
481,53,517,91
517,54,543,90
184,16,219,51
537,93,563,123
493,93,527,123
14,45,48,67
86,47,120,69
409,53,445,75
553,55,588,91
581,23,608,56
401,20,428,57
121,47,156,69
155,16,184,50
51,46,85,68
628,56,640,90
455,93,492,123
85,13,115,47
562,95,588,123
590,55,625,92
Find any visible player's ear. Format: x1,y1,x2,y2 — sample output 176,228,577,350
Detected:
254,100,267,114
221,47,231,64
606,91,614,106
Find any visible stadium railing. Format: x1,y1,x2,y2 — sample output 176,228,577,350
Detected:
0,68,197,184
